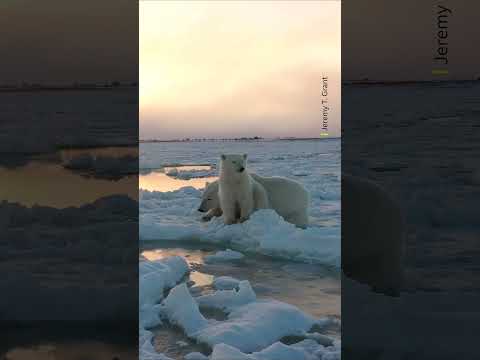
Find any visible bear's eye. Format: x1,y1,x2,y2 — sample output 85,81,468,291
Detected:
207,198,212,201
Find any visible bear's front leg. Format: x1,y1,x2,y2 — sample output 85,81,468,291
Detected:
221,203,237,225
239,195,254,223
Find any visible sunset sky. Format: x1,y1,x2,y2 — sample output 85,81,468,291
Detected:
140,0,341,140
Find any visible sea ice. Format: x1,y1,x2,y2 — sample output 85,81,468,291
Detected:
140,139,340,267
140,255,340,360
140,193,340,267
139,257,189,359
204,249,245,263
184,352,209,360
213,276,241,290
196,280,256,311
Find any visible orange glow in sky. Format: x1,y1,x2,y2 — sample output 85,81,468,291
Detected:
140,0,340,139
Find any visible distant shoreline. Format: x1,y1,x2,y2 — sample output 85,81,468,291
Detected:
140,137,340,144
0,84,137,93
343,79,480,86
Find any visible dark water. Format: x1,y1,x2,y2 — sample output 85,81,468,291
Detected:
1,326,137,360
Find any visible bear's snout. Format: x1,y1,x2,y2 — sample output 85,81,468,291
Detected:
238,167,245,173
197,207,206,212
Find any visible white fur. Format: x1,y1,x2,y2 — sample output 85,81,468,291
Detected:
218,154,269,225
199,173,309,228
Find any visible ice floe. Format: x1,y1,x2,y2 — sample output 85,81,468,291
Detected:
139,255,340,360
140,190,339,268
204,249,245,263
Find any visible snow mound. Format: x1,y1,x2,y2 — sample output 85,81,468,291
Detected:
205,249,245,263
139,257,189,360
162,283,209,336
184,352,208,360
140,189,339,267
196,280,256,312
161,281,332,354
209,339,340,360
213,276,241,290
195,299,317,353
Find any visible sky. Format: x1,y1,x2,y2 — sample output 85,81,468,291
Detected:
0,0,137,84
343,1,479,81
140,0,341,140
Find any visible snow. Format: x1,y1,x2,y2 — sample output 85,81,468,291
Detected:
213,276,241,290
209,340,341,360
184,353,208,360
140,255,339,360
140,140,340,268
140,203,339,266
204,249,244,263
139,140,340,359
194,299,317,353
196,280,256,311
139,257,189,360
161,283,209,337
166,167,216,180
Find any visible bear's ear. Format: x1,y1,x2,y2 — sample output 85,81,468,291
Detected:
221,154,226,160
243,154,247,159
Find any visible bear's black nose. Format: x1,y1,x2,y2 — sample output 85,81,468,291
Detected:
239,167,245,172
197,207,206,213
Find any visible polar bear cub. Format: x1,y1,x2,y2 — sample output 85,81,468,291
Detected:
218,154,269,224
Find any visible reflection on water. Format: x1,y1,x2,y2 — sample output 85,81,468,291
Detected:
141,249,213,287
0,161,137,208
141,248,206,264
59,146,138,162
140,244,340,320
139,168,217,192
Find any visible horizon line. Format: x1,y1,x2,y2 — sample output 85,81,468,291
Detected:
140,136,340,142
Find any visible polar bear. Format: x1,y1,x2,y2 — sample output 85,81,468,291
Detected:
199,173,310,228
218,154,269,225
342,174,404,295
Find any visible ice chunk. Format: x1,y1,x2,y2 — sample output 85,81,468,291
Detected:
184,353,208,360
140,256,189,307
196,280,256,312
139,256,189,330
140,191,340,267
204,249,244,263
161,283,208,337
213,276,241,290
210,341,323,360
196,299,316,353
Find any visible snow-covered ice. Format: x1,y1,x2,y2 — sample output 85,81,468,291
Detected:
196,280,256,312
139,140,340,359
140,140,340,268
166,167,216,180
140,255,340,360
212,276,241,290
204,249,244,263
139,257,190,359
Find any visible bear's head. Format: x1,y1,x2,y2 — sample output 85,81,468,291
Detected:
198,181,219,212
220,154,247,176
